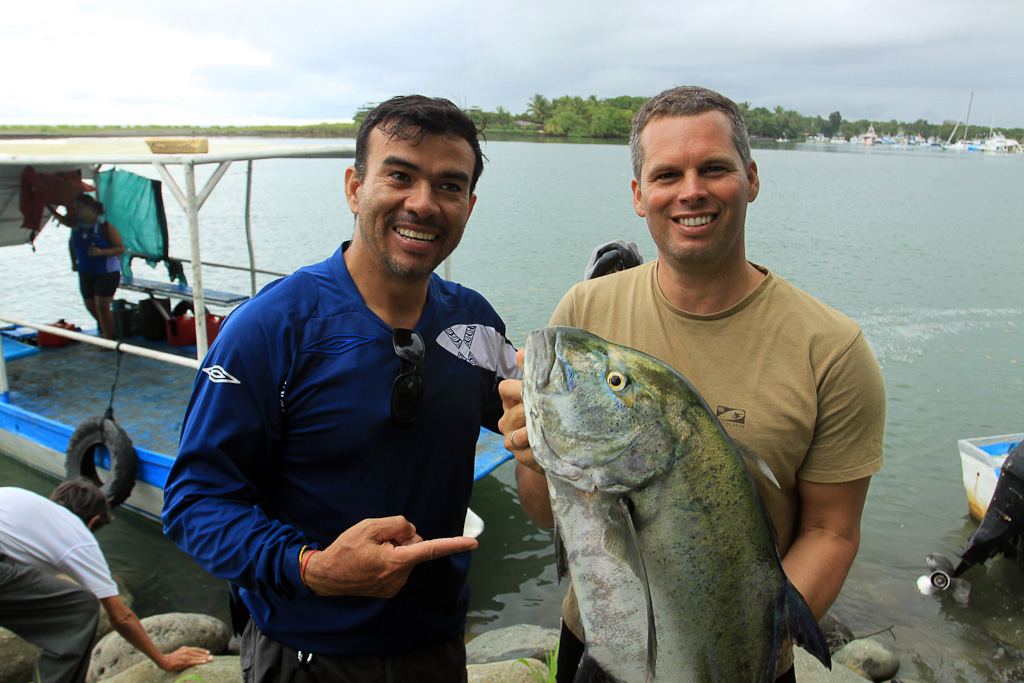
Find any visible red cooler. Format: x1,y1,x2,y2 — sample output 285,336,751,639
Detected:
166,313,223,347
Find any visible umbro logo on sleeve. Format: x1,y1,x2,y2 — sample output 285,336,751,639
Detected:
202,365,241,384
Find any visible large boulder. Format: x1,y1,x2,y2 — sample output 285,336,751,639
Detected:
466,624,558,665
101,656,241,683
0,628,38,683
467,659,550,683
794,647,876,682
833,638,902,682
88,613,230,682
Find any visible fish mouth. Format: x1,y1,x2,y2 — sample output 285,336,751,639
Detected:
525,327,560,393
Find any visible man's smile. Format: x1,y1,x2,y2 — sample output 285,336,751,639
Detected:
395,226,438,243
674,214,714,228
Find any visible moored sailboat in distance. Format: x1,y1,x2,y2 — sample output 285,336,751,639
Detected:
943,92,980,152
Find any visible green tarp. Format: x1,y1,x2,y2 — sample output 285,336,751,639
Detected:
96,169,182,283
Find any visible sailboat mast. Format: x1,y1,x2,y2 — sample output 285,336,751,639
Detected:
946,93,972,145
963,92,973,141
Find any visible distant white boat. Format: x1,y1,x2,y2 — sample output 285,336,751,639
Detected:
945,140,975,152
979,131,1022,154
853,125,879,145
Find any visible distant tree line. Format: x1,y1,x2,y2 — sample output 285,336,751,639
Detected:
478,94,1024,142
3,96,1020,143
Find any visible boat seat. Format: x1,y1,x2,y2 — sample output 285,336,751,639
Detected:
119,276,249,307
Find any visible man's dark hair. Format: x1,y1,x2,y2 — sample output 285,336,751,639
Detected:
629,85,752,181
50,479,112,531
354,95,485,194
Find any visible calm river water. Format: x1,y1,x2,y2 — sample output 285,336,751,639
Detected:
2,138,1022,682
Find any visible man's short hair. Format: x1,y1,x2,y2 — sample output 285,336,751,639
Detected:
51,479,112,531
354,95,485,194
629,86,752,181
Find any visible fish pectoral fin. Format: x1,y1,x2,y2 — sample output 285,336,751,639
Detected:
554,519,570,583
604,497,658,680
779,580,831,671
735,438,781,489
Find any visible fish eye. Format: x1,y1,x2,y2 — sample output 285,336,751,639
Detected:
606,371,628,392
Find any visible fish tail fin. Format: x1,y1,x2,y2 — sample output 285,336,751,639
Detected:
779,580,832,671
574,652,620,683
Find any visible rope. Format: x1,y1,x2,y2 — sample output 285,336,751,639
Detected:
102,342,124,422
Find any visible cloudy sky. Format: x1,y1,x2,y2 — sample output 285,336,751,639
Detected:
5,0,1023,128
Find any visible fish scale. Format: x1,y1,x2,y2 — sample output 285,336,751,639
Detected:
523,326,831,683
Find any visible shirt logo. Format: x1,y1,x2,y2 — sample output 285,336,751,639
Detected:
716,406,746,426
302,334,374,355
202,365,240,384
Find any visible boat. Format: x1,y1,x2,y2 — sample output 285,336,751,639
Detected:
958,433,1024,521
979,131,1022,154
943,92,980,152
0,137,514,524
853,124,879,146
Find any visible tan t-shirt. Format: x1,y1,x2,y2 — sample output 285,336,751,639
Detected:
549,260,886,665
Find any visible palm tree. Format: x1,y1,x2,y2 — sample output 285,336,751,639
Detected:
526,94,553,123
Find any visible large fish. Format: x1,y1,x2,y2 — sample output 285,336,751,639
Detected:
522,326,831,682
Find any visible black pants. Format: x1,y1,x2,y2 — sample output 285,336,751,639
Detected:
555,621,797,682
240,618,467,683
0,558,100,683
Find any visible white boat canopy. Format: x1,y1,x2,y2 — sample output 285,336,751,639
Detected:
0,137,356,357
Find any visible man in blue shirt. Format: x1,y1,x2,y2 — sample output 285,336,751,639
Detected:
162,96,519,682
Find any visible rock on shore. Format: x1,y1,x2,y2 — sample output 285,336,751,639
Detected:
0,616,908,683
87,613,231,682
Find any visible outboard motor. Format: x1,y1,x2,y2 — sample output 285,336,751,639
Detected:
953,441,1024,576
919,441,1024,604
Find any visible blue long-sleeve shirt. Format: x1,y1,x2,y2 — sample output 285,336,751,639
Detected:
162,244,520,655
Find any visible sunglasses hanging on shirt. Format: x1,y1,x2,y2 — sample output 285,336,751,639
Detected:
390,328,425,427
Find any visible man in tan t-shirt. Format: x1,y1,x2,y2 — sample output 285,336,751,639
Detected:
498,85,885,682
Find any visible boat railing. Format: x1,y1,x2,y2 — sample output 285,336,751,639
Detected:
167,256,288,280
0,315,199,399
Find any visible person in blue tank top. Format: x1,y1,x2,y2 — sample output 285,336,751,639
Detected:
53,194,125,339
162,96,521,682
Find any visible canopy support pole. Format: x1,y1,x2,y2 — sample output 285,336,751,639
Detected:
152,160,236,360
245,161,257,296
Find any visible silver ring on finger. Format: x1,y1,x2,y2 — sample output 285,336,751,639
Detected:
510,428,526,450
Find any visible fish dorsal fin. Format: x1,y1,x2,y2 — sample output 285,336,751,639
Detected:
603,497,658,681
735,439,780,489
554,518,570,583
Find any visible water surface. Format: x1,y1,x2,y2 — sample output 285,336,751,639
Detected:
2,140,1022,681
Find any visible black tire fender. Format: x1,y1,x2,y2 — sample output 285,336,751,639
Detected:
65,417,137,508
172,300,194,318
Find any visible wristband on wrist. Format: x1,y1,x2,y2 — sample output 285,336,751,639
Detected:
300,549,320,583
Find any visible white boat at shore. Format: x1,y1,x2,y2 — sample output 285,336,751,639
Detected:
852,125,879,146
958,433,1024,521
0,137,513,523
979,131,1022,154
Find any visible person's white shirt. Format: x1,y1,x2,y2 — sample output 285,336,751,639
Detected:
0,487,118,598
